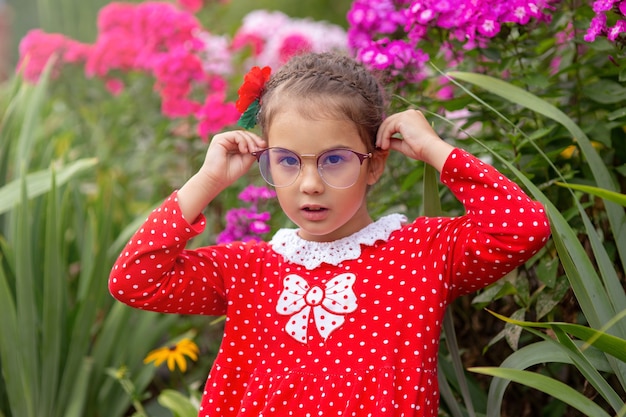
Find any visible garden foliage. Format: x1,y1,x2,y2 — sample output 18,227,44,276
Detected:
1,0,625,416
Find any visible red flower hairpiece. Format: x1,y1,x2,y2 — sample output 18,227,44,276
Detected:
236,66,271,129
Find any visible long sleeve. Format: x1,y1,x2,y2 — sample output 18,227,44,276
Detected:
108,192,229,315
421,148,551,299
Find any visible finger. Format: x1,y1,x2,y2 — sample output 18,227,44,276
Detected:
376,118,394,150
239,132,266,154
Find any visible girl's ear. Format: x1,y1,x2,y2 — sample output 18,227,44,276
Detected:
367,148,389,185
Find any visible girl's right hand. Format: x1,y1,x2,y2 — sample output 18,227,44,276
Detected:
177,130,266,222
198,130,266,189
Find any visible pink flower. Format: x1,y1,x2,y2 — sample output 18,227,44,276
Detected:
592,0,616,12
278,34,313,64
17,29,89,82
234,10,347,69
232,33,265,56
85,29,141,77
238,185,276,203
216,207,272,244
608,19,626,40
477,15,500,37
177,0,204,13
105,78,125,95
196,93,239,140
585,14,607,42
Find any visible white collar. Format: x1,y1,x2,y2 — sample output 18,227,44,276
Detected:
269,214,407,270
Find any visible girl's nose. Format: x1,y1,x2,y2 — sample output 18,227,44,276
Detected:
298,162,325,194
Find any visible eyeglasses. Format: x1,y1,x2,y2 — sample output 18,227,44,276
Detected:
251,147,372,189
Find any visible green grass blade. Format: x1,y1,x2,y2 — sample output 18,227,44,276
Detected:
158,389,199,417
556,182,626,206
472,367,612,417
55,214,98,410
0,158,98,215
0,258,29,417
551,326,625,413
489,310,626,362
437,363,465,417
15,171,39,416
422,163,442,217
39,172,64,417
15,61,53,172
485,340,612,417
63,358,93,417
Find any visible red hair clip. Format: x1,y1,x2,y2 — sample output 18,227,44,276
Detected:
236,66,271,129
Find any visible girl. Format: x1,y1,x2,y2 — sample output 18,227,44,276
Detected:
109,52,551,416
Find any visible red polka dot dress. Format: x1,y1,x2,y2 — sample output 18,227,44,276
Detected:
109,149,551,416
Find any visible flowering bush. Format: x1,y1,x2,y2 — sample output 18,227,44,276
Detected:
585,0,626,43
17,3,348,140
346,0,626,97
232,9,348,69
216,185,276,243
347,0,557,85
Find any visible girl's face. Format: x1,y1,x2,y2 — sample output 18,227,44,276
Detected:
266,107,385,242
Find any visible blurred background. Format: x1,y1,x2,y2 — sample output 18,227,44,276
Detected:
2,0,353,77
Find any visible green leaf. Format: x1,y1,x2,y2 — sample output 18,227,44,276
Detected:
158,390,199,417
40,172,64,416
582,79,626,104
422,163,441,217
15,170,38,417
63,358,93,417
484,341,613,417
551,326,626,413
535,275,569,320
488,310,626,362
0,158,98,215
0,257,29,417
237,99,260,129
472,367,612,417
556,182,626,206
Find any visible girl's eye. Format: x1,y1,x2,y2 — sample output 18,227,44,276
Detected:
278,155,299,166
321,152,348,165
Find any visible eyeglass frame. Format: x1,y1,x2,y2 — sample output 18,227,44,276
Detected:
250,147,373,189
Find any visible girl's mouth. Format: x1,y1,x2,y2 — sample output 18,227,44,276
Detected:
301,206,329,220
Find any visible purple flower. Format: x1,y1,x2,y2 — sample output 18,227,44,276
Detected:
584,14,607,42
238,185,276,204
608,19,626,40
347,0,558,83
217,185,276,244
592,0,616,12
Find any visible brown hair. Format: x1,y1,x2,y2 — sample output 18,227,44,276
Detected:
257,52,387,151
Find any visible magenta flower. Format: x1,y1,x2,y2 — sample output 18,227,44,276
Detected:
177,0,204,13
238,185,276,203
196,92,239,140
17,29,90,82
585,0,626,44
216,185,276,244
347,0,556,84
585,14,607,42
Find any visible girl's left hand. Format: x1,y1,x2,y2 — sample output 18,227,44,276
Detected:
376,109,454,171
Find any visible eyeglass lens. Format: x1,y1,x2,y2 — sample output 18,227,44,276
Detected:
256,148,369,189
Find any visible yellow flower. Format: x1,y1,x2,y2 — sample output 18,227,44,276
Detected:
143,338,199,373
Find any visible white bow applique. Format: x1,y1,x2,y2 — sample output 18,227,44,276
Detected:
276,273,358,344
